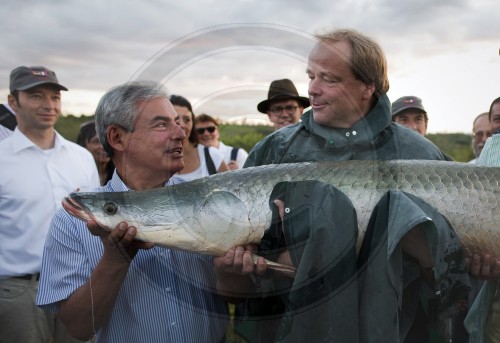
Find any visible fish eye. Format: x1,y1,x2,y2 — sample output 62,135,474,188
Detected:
103,201,118,215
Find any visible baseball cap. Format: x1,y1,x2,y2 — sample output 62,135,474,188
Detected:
391,96,426,117
9,66,68,93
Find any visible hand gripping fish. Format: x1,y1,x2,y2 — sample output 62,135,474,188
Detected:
62,160,500,272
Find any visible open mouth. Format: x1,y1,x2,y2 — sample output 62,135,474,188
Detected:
62,196,95,223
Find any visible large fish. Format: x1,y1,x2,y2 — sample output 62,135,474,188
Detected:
62,160,500,263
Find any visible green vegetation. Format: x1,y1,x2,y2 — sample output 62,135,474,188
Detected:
218,124,274,153
56,115,474,162
55,114,95,143
426,133,474,162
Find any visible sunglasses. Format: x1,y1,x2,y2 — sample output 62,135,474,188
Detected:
195,126,216,135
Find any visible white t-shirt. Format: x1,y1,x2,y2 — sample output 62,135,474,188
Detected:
0,129,100,279
170,144,224,183
217,141,248,169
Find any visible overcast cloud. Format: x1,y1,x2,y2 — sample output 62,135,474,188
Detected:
1,0,498,132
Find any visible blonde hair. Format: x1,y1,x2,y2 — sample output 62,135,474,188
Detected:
315,28,389,95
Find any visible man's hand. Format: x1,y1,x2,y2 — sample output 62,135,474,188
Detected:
214,245,267,276
465,253,500,280
87,220,153,264
214,244,268,300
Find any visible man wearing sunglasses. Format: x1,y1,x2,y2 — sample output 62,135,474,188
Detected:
257,79,310,130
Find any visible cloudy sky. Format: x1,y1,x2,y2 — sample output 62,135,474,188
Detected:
1,0,498,133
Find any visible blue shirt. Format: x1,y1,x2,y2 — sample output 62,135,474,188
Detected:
36,171,228,342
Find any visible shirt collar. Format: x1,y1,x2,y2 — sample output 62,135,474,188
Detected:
10,128,70,154
108,169,174,192
302,94,391,148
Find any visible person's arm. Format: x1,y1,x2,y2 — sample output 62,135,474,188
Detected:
217,160,229,172
58,221,152,340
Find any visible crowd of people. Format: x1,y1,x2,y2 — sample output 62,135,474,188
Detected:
0,28,499,343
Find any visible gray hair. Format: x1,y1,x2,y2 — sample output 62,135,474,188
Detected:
95,81,169,157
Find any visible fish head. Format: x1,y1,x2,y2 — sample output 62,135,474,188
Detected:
62,190,148,230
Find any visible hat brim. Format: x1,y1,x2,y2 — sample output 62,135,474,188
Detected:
391,106,426,117
257,96,310,114
15,81,68,92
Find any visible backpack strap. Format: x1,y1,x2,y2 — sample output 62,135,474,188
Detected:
230,147,240,161
0,104,17,131
204,146,217,175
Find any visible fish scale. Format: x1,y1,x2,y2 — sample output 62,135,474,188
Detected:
62,160,500,260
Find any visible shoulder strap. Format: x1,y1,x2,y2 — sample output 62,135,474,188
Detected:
230,147,239,161
0,104,17,131
204,146,217,175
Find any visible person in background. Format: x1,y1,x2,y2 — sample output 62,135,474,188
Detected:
0,102,16,141
36,82,228,342
257,79,310,130
194,113,248,170
465,96,500,342
77,120,114,185
0,66,99,342
169,94,228,182
468,112,491,163
391,95,428,136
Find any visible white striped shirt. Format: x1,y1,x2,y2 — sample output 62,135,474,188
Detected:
36,171,228,342
477,134,500,166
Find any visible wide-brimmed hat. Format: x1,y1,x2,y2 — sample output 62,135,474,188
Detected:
257,79,310,113
10,66,68,93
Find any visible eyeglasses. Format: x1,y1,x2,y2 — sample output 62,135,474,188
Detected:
269,105,299,115
473,131,492,139
195,126,216,135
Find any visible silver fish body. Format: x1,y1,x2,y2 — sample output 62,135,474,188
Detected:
63,160,500,258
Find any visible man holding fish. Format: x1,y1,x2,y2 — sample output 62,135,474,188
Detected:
36,82,228,342
214,29,500,342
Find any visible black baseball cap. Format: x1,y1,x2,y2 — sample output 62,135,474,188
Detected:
391,96,426,118
10,66,68,93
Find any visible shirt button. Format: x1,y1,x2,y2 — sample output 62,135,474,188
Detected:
345,132,350,137
165,287,171,292
352,130,357,135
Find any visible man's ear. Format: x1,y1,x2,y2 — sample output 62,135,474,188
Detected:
362,82,376,100
107,125,128,153
7,94,18,113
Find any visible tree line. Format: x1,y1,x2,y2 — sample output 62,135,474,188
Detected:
57,115,475,162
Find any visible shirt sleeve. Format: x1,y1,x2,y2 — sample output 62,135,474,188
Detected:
236,148,249,168
36,208,99,312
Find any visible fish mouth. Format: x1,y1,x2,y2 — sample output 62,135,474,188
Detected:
62,196,97,224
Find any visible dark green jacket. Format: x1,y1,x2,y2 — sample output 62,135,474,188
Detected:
244,94,449,167
236,94,467,343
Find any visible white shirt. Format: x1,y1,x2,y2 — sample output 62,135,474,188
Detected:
217,140,248,168
170,144,224,183
0,103,15,142
0,128,100,279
